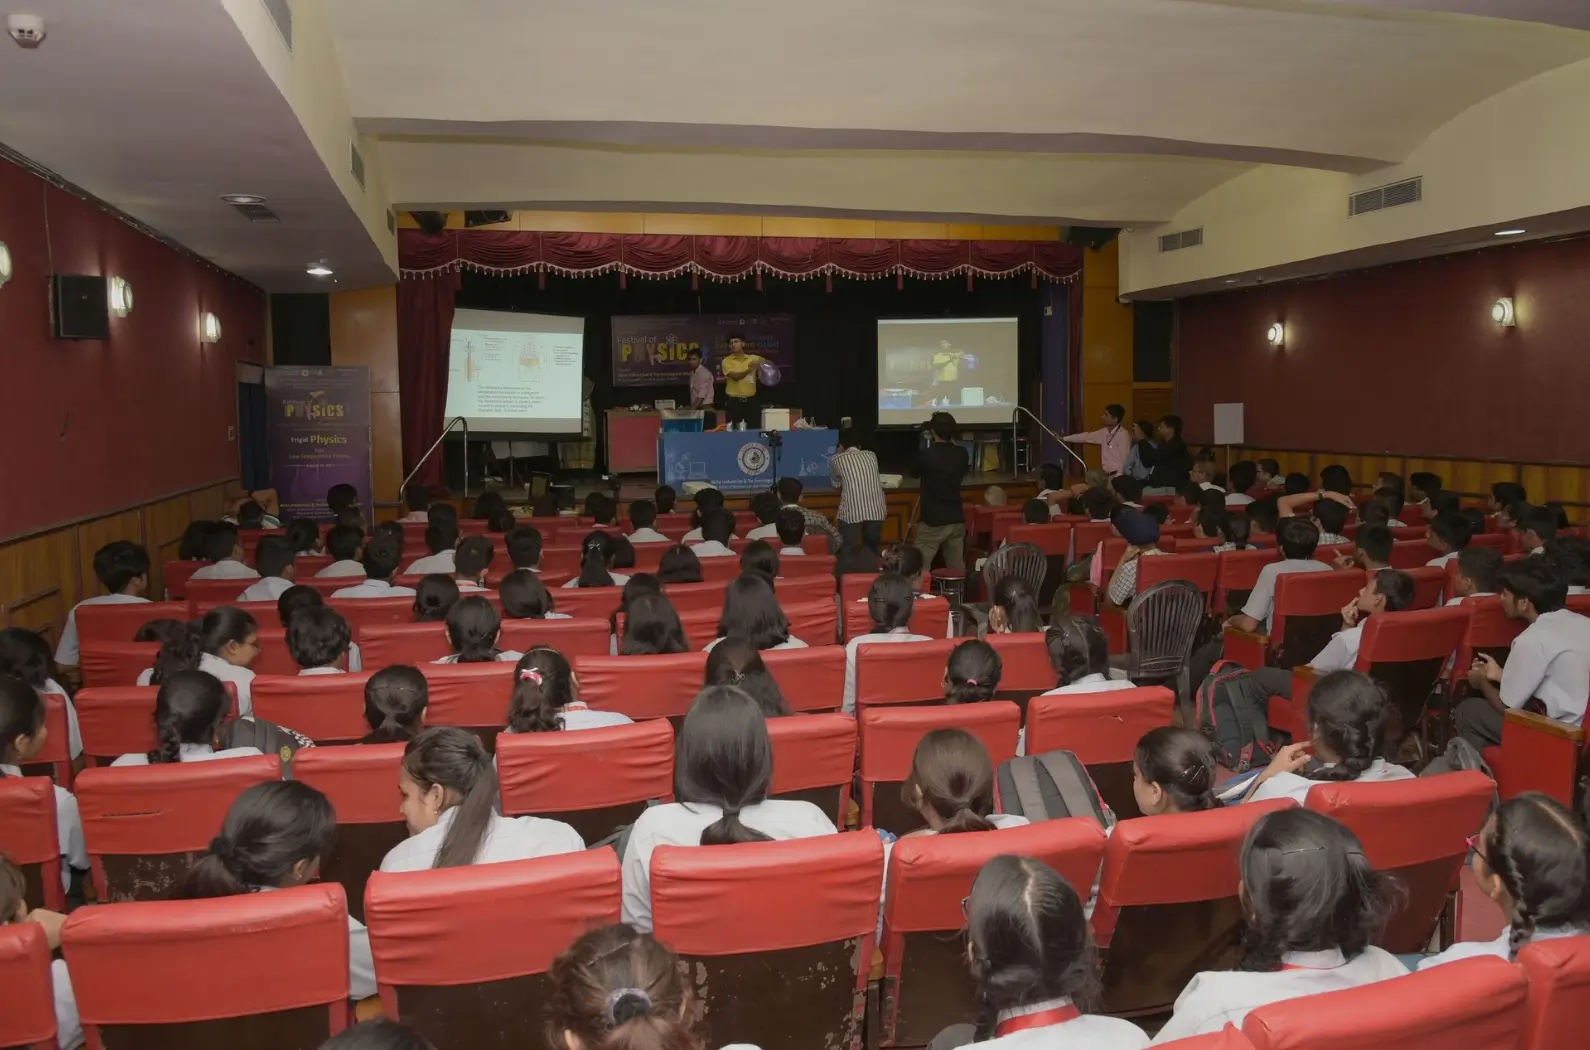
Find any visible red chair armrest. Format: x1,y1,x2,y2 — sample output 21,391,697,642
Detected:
1222,625,1269,669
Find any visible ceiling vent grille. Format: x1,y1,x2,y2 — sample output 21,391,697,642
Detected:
1349,177,1422,216
1158,227,1204,253
262,0,292,50
350,142,366,190
229,201,279,223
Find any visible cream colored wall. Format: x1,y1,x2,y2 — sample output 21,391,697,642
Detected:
395,210,1059,241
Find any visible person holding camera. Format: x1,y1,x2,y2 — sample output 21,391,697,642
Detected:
914,412,969,570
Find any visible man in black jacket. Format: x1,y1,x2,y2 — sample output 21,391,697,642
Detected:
1145,414,1191,494
913,412,969,569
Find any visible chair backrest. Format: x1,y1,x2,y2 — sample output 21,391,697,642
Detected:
983,632,1055,701
574,652,710,721
32,693,74,788
842,593,949,642
0,776,64,912
1240,956,1528,1050
1007,522,1072,557
1073,521,1117,555
496,720,674,844
981,543,1047,605
1449,596,1524,688
1469,532,1508,552
854,638,960,711
858,702,1022,834
1389,540,1432,570
327,597,417,634
766,713,856,825
1024,687,1177,819
1401,566,1446,610
1271,570,1366,667
1172,536,1225,554
159,561,206,600
0,922,57,1050
1312,543,1354,567
365,851,621,1049
75,686,160,763
1137,552,1220,603
651,833,884,1050
785,598,841,648
1495,710,1586,812
551,584,625,620
75,601,190,644
75,755,283,901
1213,549,1281,616
1094,799,1296,1016
538,546,582,576
775,574,837,604
252,673,373,743
780,554,839,579
356,623,454,667
418,663,515,750
877,818,1108,1047
79,641,160,689
660,579,730,614
989,509,1030,548
1305,771,1493,953
182,577,261,606
63,883,354,1047
1519,934,1590,1050
1355,605,1470,734
294,744,409,925
1127,579,1209,679
840,572,881,607
251,626,305,677
760,646,847,713
189,599,281,620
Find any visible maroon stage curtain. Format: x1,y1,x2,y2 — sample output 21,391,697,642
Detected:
396,271,458,490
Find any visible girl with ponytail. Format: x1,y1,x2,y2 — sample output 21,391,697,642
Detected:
546,923,705,1050
112,669,264,766
1132,727,1218,815
1418,793,1589,969
435,596,522,664
943,640,1002,706
413,575,460,623
0,675,89,880
138,608,262,715
174,781,376,999
620,686,836,931
842,572,932,712
566,532,631,590
381,726,583,872
986,576,1043,634
361,666,428,743
900,729,1025,837
702,639,790,717
1243,670,1413,805
507,647,631,733
0,626,81,761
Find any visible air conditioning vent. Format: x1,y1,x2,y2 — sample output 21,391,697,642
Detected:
1349,177,1422,217
350,142,366,190
262,0,292,50
229,201,280,223
1158,227,1204,253
387,209,397,235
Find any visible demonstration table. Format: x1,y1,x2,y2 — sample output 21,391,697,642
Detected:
658,429,839,495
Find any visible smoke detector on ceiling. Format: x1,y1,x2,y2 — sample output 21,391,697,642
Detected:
7,14,46,48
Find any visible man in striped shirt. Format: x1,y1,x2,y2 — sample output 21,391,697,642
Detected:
829,427,888,553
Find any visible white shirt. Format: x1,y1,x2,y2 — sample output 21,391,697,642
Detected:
1151,947,1409,1042
433,650,524,664
1427,551,1461,568
331,578,417,599
504,703,634,732
201,651,256,717
1225,493,1255,507
621,799,838,930
1041,674,1140,697
379,806,584,873
188,560,260,581
56,593,149,665
1247,758,1414,806
404,551,457,576
683,527,737,544
628,527,672,544
703,636,808,654
1501,609,1590,725
843,630,933,712
561,573,631,589
110,742,265,767
51,959,81,1050
1417,924,1585,970
0,763,87,870
237,576,294,603
690,540,736,558
972,999,1148,1050
1242,559,1333,634
746,524,779,540
1308,623,1365,674
316,559,368,578
780,547,806,556
399,511,430,523
299,666,345,676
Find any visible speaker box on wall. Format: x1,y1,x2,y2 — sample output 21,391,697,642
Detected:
52,275,110,340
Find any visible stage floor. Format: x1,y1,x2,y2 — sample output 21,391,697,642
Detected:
469,470,1033,503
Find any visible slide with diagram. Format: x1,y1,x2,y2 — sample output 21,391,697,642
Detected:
445,309,586,433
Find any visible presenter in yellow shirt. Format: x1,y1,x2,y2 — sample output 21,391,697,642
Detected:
929,339,969,407
719,332,766,429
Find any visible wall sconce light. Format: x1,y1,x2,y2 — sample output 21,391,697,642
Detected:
1491,297,1516,327
0,242,11,289
199,311,222,343
108,276,134,317
1266,322,1286,347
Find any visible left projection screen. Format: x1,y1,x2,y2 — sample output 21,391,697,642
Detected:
444,309,586,433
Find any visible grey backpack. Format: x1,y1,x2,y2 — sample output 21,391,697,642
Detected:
996,750,1116,828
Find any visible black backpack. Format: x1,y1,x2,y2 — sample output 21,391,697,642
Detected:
221,717,314,776
996,750,1114,828
1195,660,1279,772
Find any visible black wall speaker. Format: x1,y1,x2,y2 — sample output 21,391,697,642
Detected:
409,211,447,235
52,275,110,340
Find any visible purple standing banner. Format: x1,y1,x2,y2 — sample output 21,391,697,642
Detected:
264,366,374,523
612,314,795,387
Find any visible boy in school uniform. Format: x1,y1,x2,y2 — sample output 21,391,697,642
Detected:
451,536,493,592
331,536,416,599
237,536,297,602
654,484,678,516
626,500,671,545
1333,523,1394,572
1454,557,1590,749
689,510,737,558
744,491,782,541
1489,482,1527,516
777,476,842,553
187,523,261,581
1250,569,1415,697
1445,546,1503,606
1517,505,1559,556
404,522,459,576
1374,487,1409,527
505,525,543,572
1251,458,1283,498
1545,535,1590,595
55,540,151,671
1312,499,1352,547
398,487,431,524
326,483,360,521
1425,510,1472,568
315,525,367,578
775,507,807,556
1225,461,1257,506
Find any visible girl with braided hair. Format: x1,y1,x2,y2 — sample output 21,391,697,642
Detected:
111,670,264,766
702,639,790,717
505,647,631,733
1242,670,1413,805
1132,727,1218,815
174,781,376,999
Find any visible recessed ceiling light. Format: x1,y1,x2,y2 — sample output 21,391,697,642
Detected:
1223,278,1239,284
221,194,267,206
306,264,334,277
1494,228,1526,237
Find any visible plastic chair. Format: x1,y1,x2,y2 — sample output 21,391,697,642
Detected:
1123,579,1207,701
294,744,409,924
73,601,190,646
63,883,354,1047
574,652,710,721
858,703,1022,835
767,713,857,826
980,543,1046,610
1025,687,1176,819
0,923,58,1050
651,834,883,1050
0,776,65,911
760,646,847,713
496,720,674,844
78,641,160,689
1519,934,1590,1050
853,638,960,712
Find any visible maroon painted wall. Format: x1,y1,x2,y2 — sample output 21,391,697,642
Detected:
0,155,266,539
1175,234,1590,463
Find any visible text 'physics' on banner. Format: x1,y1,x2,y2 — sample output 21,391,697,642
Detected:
264,366,373,523
612,314,795,387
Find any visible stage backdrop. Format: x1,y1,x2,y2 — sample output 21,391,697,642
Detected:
264,366,374,522
612,313,795,386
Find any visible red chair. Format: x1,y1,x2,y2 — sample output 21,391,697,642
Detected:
75,687,159,764
356,623,455,666
859,703,1022,834
876,819,1107,1047
328,597,417,634
785,598,841,647
1402,566,1447,610
364,851,621,1046
575,653,709,721
988,509,1030,548
1025,687,1177,819
1239,956,1527,1050
0,922,57,1050
1223,569,1365,670
556,524,625,546
801,534,829,556
1172,536,1225,554
984,633,1056,704
497,720,674,844
1007,522,1073,557
760,646,847,713
74,755,282,902
699,555,743,582
549,585,625,620
189,598,279,620
1519,934,1590,1050
1138,552,1220,610
183,577,265,606
1094,799,1295,1016
661,580,729,614
74,601,190,645
0,776,64,911
63,884,355,1045
78,641,160,689
159,561,206,600
842,594,949,642
294,744,409,924
1489,710,1586,810
1469,532,1508,552
1305,772,1493,953
296,554,334,576
767,713,856,826
1389,540,1432,571
840,572,881,608
854,638,960,711
238,529,287,565
1447,597,1524,695
1074,521,1117,559
1313,543,1354,567
419,663,515,750
655,513,693,537
780,553,838,579
1212,549,1280,619
251,626,309,677
33,694,74,788
775,574,837,604
651,833,883,1050
252,673,372,743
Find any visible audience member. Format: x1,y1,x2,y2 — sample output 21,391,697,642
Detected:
507,647,631,732
842,572,931,711
54,540,151,670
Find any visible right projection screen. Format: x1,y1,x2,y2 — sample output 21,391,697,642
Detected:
876,317,1019,426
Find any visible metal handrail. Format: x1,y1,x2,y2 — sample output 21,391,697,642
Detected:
1012,406,1086,471
399,416,468,505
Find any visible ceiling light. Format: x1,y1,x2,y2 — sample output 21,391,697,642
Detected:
221,194,266,206
1491,297,1516,327
306,264,334,277
108,276,133,317
1223,278,1238,284
0,242,10,289
1494,229,1526,237
1266,322,1286,347
199,311,222,343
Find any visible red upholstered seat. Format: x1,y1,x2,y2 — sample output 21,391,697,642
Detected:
840,572,882,608
252,673,372,743
989,509,1031,548
63,883,354,1045
677,598,837,649
548,584,625,620
497,720,674,844
238,529,287,565
1138,552,1219,610
75,687,160,763
983,633,1055,699
877,819,1106,1047
358,617,611,669
1224,569,1364,671
1468,532,1507,552
699,555,743,582
766,713,856,825
0,776,65,912
296,554,334,576
1094,799,1296,1016
188,598,279,619
1212,549,1280,619
418,663,514,750
842,593,949,642
33,693,74,789
1172,536,1225,554
760,646,847,712
854,638,961,712
1491,709,1586,808
651,833,883,1050
1074,521,1117,559
1401,566,1446,610
1388,540,1433,571
78,641,160,689
328,597,418,634
537,546,581,576
0,923,58,1050
251,626,313,677
183,577,263,606
294,744,408,924
1447,596,1524,693
1519,934,1590,1050
365,851,620,1047
1312,543,1354,567
660,580,729,614
74,601,189,645
1008,522,1073,557
774,574,837,604
159,561,206,600
1240,956,1527,1050
1304,771,1493,953
75,755,281,902
801,534,830,556
574,652,709,721
1025,687,1176,819
555,524,624,546
859,703,1022,835
780,553,838,579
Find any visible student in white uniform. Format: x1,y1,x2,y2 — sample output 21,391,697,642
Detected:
0,855,80,1050
381,726,584,872
187,523,261,582
775,507,807,558
1152,809,1407,1042
171,781,375,1000
412,575,461,624
881,543,951,636
403,522,458,578
0,629,82,761
134,607,260,717
432,596,524,665
286,606,352,675
1039,617,1138,698
0,678,89,889
703,639,792,717
237,536,297,603
316,525,368,579
618,593,691,656
1517,507,1557,559
624,498,671,545
739,540,781,582
621,687,837,930
499,569,570,621
55,540,151,672
360,666,429,745
112,670,266,766
505,525,545,574
842,572,932,711
1133,727,1219,816
656,545,704,585
680,488,729,545
1248,570,1416,702
504,648,633,734
1424,511,1471,569
1417,793,1589,971
450,536,494,593
284,518,323,559
331,536,415,599
564,532,632,590
742,492,779,541
703,575,808,655
986,577,1043,636
689,509,738,559
1445,547,1502,607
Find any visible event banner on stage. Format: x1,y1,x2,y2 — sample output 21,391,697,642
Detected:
263,366,374,522
659,429,837,495
612,314,795,387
